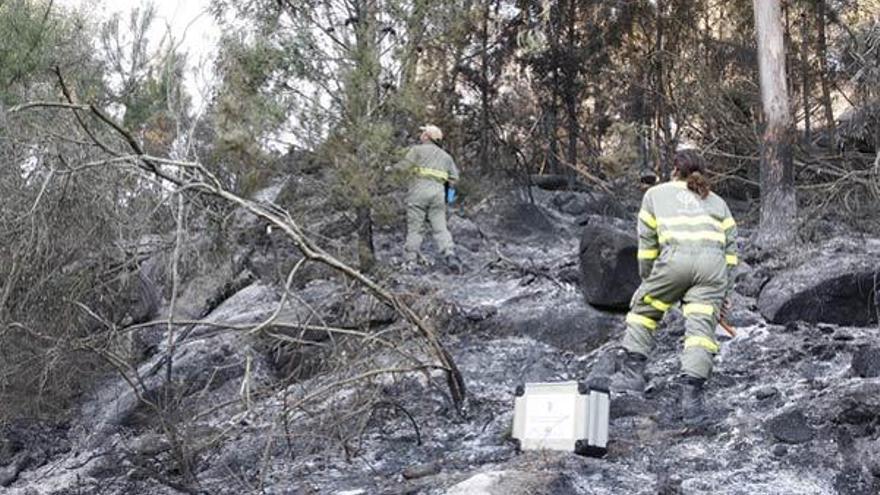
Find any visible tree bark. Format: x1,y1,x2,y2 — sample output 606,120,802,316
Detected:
653,0,673,178
479,0,490,171
754,0,797,249
349,0,380,270
800,10,811,146
565,0,578,174
814,0,836,150
356,205,375,271
544,1,561,175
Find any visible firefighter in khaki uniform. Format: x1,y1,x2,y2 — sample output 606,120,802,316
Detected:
611,149,738,422
397,125,461,270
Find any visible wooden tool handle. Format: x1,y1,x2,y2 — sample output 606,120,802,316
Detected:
719,320,737,337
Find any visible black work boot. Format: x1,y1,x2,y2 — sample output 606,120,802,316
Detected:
610,351,648,393
444,254,463,274
680,375,706,424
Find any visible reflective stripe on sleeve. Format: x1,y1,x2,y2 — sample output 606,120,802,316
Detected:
721,218,736,230
626,313,658,331
643,295,672,312
637,249,659,260
638,210,658,229
415,167,449,181
684,335,720,353
658,231,726,244
683,303,715,317
725,254,739,265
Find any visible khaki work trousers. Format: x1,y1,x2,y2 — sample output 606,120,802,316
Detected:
404,184,454,260
622,246,728,379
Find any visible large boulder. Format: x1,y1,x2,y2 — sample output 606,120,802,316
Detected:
578,215,640,310
81,284,286,437
757,239,880,326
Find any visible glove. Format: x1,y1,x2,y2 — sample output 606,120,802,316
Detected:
719,297,732,321
446,186,457,204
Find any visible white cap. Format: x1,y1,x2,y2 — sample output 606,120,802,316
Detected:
419,124,443,141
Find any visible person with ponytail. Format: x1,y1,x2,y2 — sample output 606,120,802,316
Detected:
610,148,739,424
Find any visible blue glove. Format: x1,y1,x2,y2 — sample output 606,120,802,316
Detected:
446,186,457,204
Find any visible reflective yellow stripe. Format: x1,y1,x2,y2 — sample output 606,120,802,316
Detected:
683,303,715,316
657,215,722,229
415,167,448,181
684,335,720,353
721,218,736,230
638,210,658,229
626,313,658,330
725,254,738,265
643,295,672,312
637,249,659,260
658,231,726,244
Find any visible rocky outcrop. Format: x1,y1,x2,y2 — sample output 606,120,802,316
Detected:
578,215,640,310
757,239,880,326
81,284,287,437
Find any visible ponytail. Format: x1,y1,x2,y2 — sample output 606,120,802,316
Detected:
674,149,711,199
686,171,710,199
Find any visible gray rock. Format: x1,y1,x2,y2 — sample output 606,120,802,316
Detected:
494,202,558,241
448,214,484,253
826,381,880,426
766,409,814,444
498,295,620,354
445,470,576,495
735,265,771,298
757,239,880,326
128,433,168,457
0,453,29,487
851,346,880,378
0,463,19,487
834,468,877,495
755,387,778,400
464,305,498,322
549,191,628,218
82,284,279,436
402,462,441,480
578,215,640,309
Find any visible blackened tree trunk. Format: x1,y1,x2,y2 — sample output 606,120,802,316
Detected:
479,0,490,170
544,1,561,175
544,96,559,174
814,0,836,150
356,205,375,271
564,0,578,174
754,0,797,249
653,0,674,178
350,0,380,271
800,10,811,146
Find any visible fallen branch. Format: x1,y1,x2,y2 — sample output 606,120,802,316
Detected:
10,90,467,411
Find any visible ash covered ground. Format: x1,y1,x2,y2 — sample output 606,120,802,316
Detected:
3,179,879,495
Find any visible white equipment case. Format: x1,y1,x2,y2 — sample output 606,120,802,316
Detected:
511,381,609,457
